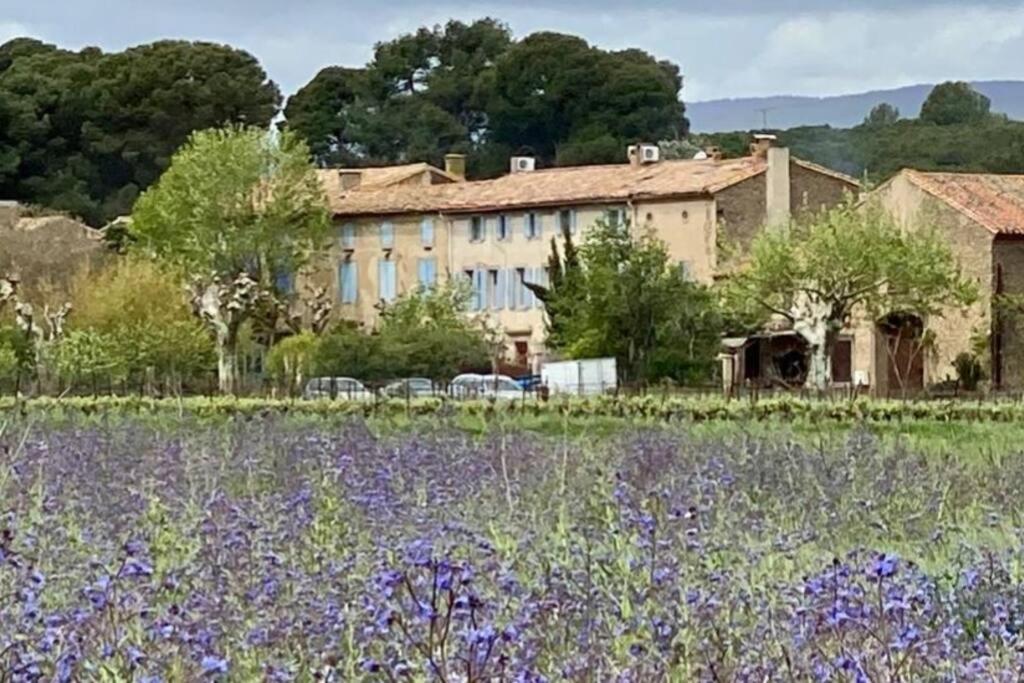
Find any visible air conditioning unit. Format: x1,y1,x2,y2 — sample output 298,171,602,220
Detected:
639,144,660,164
511,156,536,173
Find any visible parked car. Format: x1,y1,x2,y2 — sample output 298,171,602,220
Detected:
480,374,527,399
302,377,374,401
448,373,485,399
382,377,438,398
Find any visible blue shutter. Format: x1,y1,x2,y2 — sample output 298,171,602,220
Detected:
380,222,395,249
418,258,437,289
506,268,516,309
379,259,397,302
341,223,356,248
494,269,506,310
473,269,486,311
535,213,544,239
420,218,434,247
339,261,357,304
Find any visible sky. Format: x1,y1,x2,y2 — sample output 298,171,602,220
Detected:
2,0,1023,102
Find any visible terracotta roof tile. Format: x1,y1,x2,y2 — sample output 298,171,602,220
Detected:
329,156,859,217
316,163,459,200
904,170,1024,235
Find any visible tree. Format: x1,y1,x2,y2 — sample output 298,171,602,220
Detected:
526,224,584,349
920,81,991,126
130,126,330,394
863,102,900,127
724,202,977,391
533,218,721,384
0,38,280,225
68,259,215,391
283,23,686,176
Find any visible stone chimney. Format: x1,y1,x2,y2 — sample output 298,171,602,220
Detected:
444,153,467,180
750,133,777,158
338,169,363,191
765,145,791,228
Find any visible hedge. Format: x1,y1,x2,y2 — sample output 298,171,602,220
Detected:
3,395,1024,422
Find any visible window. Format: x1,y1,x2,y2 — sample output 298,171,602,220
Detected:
341,223,356,249
418,257,437,289
524,213,540,240
514,267,527,310
465,269,485,311
378,259,397,302
496,215,510,241
522,267,541,309
420,218,434,247
380,221,395,249
605,207,627,227
338,260,357,304
558,209,577,235
470,216,485,242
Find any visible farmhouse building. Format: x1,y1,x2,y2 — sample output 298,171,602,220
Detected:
311,140,858,372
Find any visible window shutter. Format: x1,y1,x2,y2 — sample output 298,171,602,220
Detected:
381,222,395,248
341,223,356,248
506,268,517,310
339,261,358,304
379,260,397,302
494,269,506,310
472,268,485,311
420,218,434,247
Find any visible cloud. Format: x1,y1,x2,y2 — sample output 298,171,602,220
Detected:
2,1,1023,101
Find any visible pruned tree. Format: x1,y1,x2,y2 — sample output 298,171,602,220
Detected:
724,201,977,391
130,126,330,394
525,222,583,349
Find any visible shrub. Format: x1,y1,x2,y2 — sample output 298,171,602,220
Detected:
953,352,985,391
266,332,320,395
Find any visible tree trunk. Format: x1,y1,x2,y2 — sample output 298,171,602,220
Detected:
216,331,238,395
790,293,836,393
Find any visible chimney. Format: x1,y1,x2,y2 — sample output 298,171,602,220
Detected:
338,169,363,191
765,145,791,228
750,133,777,158
444,153,467,180
510,156,536,173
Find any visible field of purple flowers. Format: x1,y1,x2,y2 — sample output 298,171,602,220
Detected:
2,414,1024,681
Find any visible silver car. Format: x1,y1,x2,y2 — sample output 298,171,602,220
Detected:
302,377,374,401
449,373,524,400
383,377,438,398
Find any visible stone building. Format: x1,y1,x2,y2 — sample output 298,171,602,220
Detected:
313,140,858,371
0,203,108,299
866,169,1024,392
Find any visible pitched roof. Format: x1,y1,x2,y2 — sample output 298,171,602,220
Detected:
316,163,459,199
903,170,1024,235
330,155,859,217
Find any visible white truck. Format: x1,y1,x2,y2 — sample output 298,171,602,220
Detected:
541,357,617,396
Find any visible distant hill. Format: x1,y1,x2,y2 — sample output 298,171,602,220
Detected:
687,81,1024,133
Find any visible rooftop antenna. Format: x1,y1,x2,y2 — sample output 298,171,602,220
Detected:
756,107,775,129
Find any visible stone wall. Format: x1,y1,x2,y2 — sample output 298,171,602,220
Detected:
790,163,858,219
0,214,108,300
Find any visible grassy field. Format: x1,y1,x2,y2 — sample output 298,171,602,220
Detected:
1,408,1024,679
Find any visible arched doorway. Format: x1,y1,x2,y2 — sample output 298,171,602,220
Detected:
877,313,926,396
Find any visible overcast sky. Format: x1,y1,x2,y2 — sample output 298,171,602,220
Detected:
2,1,1023,102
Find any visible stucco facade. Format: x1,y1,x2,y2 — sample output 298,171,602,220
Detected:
316,147,858,371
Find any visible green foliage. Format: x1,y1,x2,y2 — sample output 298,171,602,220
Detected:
952,352,985,392
0,325,34,389
729,201,976,325
49,329,125,386
266,332,320,395
700,82,1024,182
863,102,900,127
539,219,722,384
68,259,214,387
920,81,992,126
131,125,330,281
0,38,280,226
312,284,491,382
283,23,686,176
